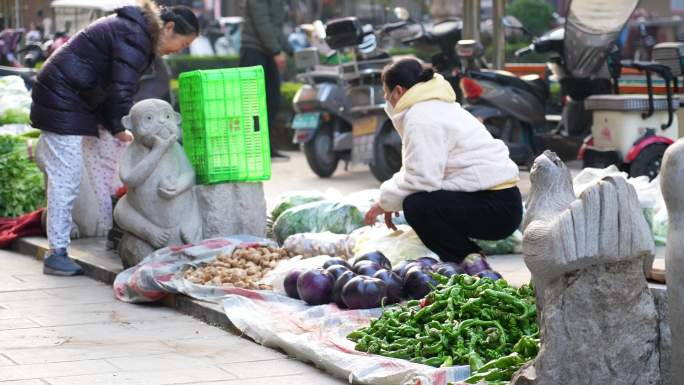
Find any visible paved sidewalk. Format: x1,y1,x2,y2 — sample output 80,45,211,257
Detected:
0,249,346,385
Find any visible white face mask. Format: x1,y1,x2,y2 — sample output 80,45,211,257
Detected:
384,102,395,118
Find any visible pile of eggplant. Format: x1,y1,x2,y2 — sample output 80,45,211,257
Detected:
284,252,475,309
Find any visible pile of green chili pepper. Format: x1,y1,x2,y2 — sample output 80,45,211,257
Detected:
347,274,539,383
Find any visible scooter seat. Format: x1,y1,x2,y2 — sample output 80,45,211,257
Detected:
476,70,549,102
520,74,549,103
585,94,679,112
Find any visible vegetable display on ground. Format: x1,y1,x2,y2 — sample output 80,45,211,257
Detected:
347,274,539,383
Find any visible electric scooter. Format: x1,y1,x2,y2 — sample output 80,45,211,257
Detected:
460,0,641,166
580,42,683,179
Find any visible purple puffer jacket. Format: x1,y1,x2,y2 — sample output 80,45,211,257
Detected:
30,5,157,136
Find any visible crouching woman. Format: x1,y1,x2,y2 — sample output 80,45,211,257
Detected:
364,59,522,275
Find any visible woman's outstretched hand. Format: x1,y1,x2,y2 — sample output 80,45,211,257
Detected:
115,130,134,143
364,202,399,231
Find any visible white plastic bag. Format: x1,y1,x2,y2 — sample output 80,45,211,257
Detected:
282,232,351,259
349,225,439,266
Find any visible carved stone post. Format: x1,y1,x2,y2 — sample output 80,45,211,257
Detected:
660,140,684,385
513,151,660,385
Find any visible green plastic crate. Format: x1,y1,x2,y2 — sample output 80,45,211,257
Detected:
178,66,271,184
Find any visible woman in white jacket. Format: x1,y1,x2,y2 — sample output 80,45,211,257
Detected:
364,59,522,275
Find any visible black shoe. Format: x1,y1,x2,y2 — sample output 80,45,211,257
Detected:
271,150,290,162
43,249,84,276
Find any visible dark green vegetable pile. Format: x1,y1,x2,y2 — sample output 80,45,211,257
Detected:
347,274,539,383
0,134,45,218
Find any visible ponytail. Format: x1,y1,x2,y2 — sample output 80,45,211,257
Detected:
160,6,200,36
417,68,435,83
381,59,434,91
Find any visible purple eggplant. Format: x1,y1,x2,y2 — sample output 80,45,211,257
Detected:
353,251,392,270
415,257,439,269
392,260,421,280
373,269,403,304
431,262,465,278
333,270,357,308
353,261,383,277
461,254,491,275
325,264,350,280
342,276,387,309
477,270,502,281
403,266,437,299
284,269,303,299
296,268,334,305
323,257,352,270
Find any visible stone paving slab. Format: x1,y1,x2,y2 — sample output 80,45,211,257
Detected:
0,249,347,385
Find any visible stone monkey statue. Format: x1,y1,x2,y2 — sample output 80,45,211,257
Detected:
113,99,202,256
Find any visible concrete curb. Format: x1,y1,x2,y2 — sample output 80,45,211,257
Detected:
10,237,239,333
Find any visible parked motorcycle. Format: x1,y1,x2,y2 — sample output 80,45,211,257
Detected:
291,14,412,181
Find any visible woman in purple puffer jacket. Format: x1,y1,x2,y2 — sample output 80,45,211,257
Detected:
31,0,199,276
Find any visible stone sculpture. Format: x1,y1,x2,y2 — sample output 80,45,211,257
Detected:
113,99,202,267
659,140,684,385
513,151,659,385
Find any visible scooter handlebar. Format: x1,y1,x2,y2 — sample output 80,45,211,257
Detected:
515,45,534,57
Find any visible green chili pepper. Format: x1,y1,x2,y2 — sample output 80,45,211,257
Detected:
405,299,421,307
468,351,485,371
440,355,454,367
347,330,366,342
380,348,412,359
421,340,443,356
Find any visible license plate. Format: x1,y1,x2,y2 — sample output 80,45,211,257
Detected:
292,112,321,130
352,116,378,137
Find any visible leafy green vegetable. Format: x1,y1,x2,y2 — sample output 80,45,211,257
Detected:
473,231,523,255
272,200,365,244
270,191,325,222
0,135,45,217
0,108,30,125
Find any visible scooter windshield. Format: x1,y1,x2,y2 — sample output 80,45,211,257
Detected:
564,0,638,78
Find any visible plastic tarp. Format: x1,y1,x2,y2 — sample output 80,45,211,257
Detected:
222,293,470,385
115,238,472,385
113,236,276,303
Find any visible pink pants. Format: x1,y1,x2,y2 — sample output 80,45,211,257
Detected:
82,128,127,230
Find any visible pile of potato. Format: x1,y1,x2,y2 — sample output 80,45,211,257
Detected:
184,246,291,289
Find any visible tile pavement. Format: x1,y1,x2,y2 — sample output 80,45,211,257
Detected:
0,249,346,385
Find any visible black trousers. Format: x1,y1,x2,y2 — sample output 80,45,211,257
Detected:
403,187,523,264
239,47,281,151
